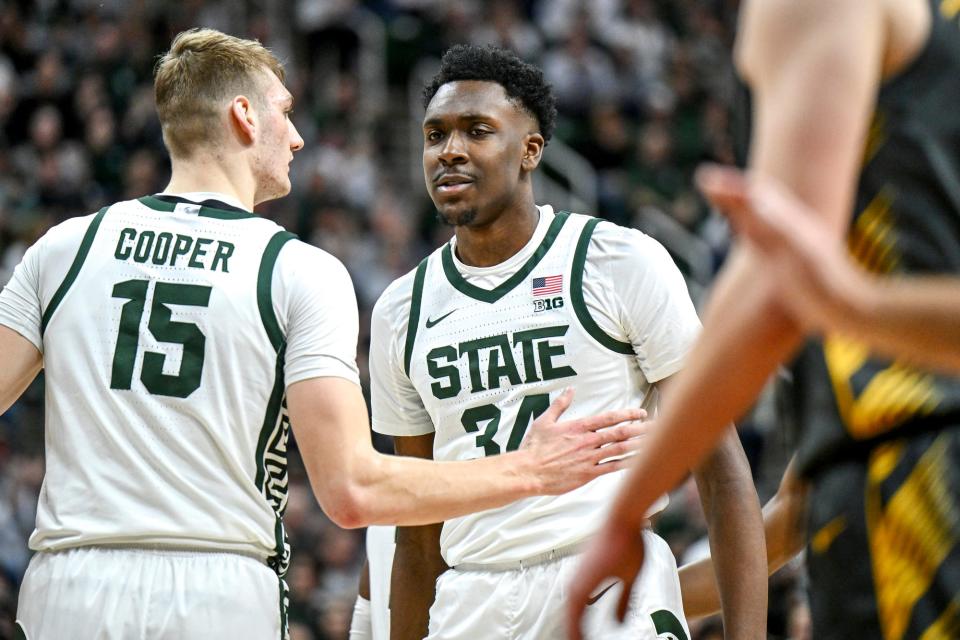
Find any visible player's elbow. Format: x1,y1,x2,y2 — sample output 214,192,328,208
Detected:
316,481,375,529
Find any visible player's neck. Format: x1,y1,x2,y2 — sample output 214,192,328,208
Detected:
454,201,540,268
165,153,256,212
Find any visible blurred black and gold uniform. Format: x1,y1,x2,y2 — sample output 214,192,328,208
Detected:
785,2,960,638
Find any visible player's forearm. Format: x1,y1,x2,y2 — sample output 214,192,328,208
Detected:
358,559,371,601
830,275,960,373
338,448,538,528
0,326,42,414
390,526,447,640
693,428,767,637
764,461,810,577
681,460,809,620
679,460,807,618
610,251,803,530
678,555,721,620
678,506,794,621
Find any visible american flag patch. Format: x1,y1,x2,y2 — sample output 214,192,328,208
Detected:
532,275,563,296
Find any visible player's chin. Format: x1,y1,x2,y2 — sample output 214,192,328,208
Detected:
435,204,478,228
255,180,292,207
271,177,293,200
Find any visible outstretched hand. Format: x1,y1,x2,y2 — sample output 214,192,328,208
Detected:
521,388,649,496
695,164,865,333
566,521,648,640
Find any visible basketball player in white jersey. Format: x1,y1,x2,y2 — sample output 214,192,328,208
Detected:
369,45,766,639
0,30,654,640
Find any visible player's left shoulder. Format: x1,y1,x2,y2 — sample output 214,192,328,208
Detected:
272,238,357,309
42,209,104,247
579,216,670,265
279,237,350,277
370,265,422,340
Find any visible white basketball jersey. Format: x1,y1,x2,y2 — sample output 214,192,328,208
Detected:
371,207,700,567
5,194,326,575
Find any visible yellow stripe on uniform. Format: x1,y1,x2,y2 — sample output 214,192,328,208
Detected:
862,112,888,166
811,516,847,555
919,593,960,640
848,188,898,275
824,338,941,439
867,436,960,640
942,0,960,21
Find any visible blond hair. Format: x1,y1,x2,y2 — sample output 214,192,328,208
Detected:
154,28,285,157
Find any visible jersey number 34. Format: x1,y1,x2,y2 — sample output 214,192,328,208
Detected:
461,393,550,456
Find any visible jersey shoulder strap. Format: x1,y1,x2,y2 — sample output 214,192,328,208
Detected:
40,206,111,336
257,230,298,354
569,216,633,355
403,256,430,377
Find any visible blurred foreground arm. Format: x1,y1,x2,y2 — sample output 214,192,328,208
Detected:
701,167,960,374
568,1,885,635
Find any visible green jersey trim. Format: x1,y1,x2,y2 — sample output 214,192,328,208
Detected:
254,347,285,492
138,195,257,220
278,577,290,640
440,211,570,303
258,231,297,352
256,344,290,578
137,195,176,212
404,257,429,377
571,217,634,355
40,206,110,337
255,230,295,579
652,610,689,640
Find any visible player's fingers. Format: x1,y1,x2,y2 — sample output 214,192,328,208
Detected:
538,387,574,424
593,420,649,445
592,455,635,475
566,570,598,640
616,575,635,623
695,164,772,242
695,164,750,210
566,592,586,640
577,407,647,434
594,440,640,464
750,177,836,251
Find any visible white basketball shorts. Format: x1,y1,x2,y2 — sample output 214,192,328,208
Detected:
15,546,286,640
426,529,689,640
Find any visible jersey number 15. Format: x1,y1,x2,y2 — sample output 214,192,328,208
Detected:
110,278,212,398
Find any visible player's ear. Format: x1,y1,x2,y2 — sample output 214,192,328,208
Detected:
521,132,545,172
229,95,256,145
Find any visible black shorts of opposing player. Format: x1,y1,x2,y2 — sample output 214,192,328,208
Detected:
808,426,960,640
802,427,960,639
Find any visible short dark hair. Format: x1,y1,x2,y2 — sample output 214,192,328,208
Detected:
423,44,557,144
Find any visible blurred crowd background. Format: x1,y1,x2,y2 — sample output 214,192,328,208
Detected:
0,1,807,638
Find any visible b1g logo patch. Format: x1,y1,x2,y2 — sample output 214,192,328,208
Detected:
532,274,564,313
533,296,564,313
